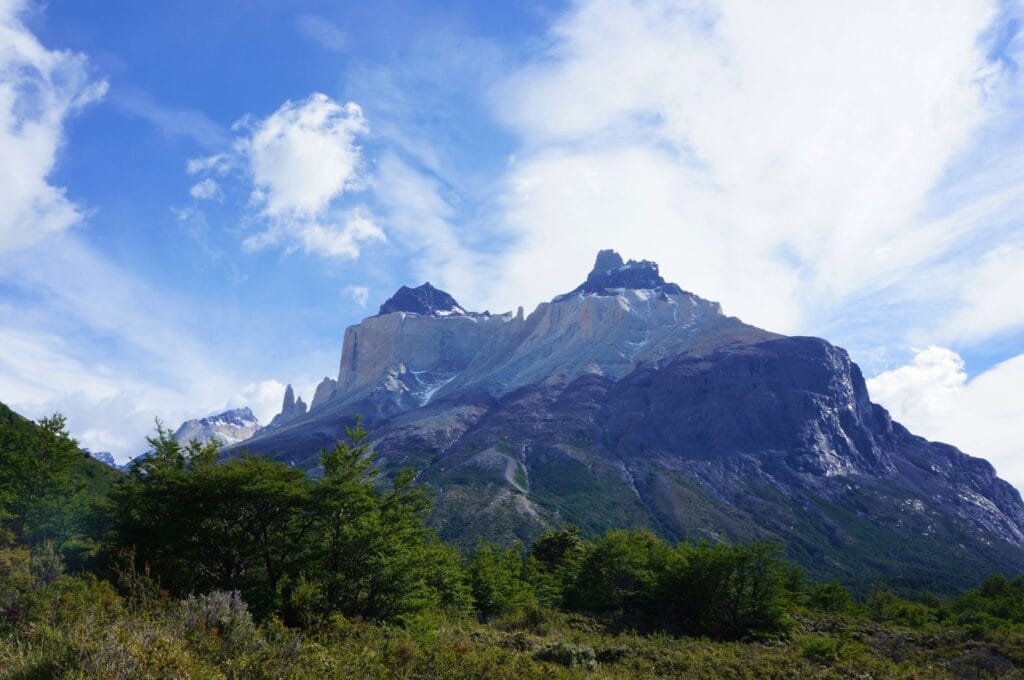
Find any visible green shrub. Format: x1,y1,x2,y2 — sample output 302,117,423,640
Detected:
806,579,854,613
534,640,598,669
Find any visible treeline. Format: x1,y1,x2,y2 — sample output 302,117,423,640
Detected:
5,408,1024,645
112,420,797,639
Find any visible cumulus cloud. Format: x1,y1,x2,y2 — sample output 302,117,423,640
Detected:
0,0,108,254
480,0,1018,343
189,93,383,258
867,347,968,426
241,94,367,217
868,347,1024,491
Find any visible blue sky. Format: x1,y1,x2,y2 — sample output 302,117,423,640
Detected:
2,0,1024,487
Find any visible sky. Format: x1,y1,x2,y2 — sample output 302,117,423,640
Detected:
1,1,1023,488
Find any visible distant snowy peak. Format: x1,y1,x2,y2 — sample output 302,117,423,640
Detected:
377,282,470,317
173,407,260,447
85,450,117,468
554,249,685,301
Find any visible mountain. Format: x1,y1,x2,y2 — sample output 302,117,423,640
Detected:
85,450,117,467
230,250,1024,593
173,407,260,447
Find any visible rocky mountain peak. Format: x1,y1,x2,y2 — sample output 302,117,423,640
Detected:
267,384,307,429
556,249,685,300
377,282,467,317
232,249,1024,590
172,407,260,448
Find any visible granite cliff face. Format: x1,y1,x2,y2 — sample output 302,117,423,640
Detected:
233,251,1024,591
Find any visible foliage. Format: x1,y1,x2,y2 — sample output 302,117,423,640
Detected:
8,403,1024,676
807,579,855,613
111,417,469,623
0,410,86,545
4,545,1024,679
467,542,537,618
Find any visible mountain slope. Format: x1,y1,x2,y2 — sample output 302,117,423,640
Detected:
236,251,1024,593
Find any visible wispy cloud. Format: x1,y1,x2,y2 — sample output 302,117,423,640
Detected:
112,89,230,150
0,235,292,461
481,1,1019,336
0,0,107,255
344,285,370,308
296,13,348,53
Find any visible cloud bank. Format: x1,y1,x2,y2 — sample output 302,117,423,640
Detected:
869,347,1024,490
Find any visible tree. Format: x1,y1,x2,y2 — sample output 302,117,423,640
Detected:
529,526,588,608
0,413,81,544
664,542,792,639
307,418,470,621
568,529,672,617
113,424,315,616
467,542,536,618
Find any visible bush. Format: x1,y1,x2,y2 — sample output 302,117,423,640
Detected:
663,542,793,639
534,641,597,669
568,529,671,617
807,580,854,613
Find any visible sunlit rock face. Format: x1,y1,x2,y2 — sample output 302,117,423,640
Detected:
231,250,1024,592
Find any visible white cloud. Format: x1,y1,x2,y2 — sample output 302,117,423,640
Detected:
233,379,287,426
942,245,1024,343
867,346,968,426
345,285,371,307
186,153,232,175
241,206,385,258
0,0,107,254
868,347,1024,491
113,89,228,150
189,177,221,201
190,93,380,258
0,236,298,462
243,94,367,218
479,0,1018,341
296,14,348,52
372,152,490,304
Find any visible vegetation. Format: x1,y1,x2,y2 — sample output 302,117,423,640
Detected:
3,404,1024,677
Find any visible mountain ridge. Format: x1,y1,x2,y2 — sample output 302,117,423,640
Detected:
239,250,1024,592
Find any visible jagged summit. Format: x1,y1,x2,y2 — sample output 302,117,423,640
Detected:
267,384,306,429
555,249,684,300
192,407,257,428
172,406,260,447
377,282,467,317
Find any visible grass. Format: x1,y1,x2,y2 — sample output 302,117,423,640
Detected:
4,571,1024,679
